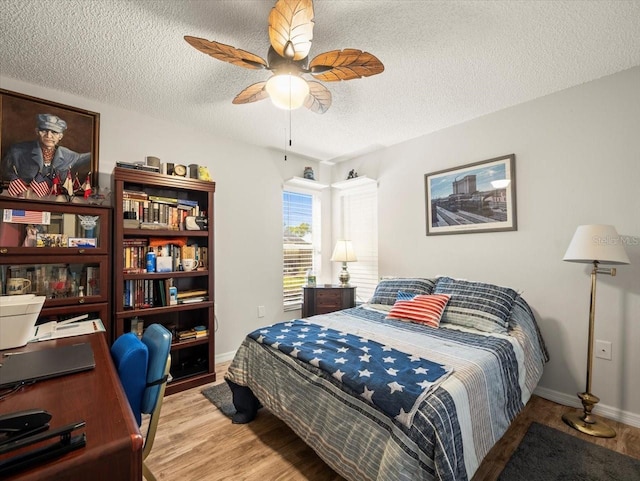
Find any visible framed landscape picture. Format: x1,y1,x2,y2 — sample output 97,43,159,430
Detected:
425,154,517,236
0,89,100,198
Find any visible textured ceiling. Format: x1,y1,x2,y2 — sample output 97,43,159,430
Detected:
2,1,639,163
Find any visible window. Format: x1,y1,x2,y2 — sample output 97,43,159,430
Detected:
283,190,320,310
335,182,378,302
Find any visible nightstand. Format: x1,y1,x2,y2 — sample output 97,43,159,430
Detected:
302,285,356,318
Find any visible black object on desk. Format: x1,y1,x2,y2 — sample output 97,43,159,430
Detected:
0,343,95,389
0,420,86,477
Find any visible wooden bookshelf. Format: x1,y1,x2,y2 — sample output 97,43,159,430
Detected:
112,167,215,394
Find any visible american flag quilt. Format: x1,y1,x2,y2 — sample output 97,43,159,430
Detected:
248,320,452,427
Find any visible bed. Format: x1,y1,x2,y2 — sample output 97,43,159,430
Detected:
225,277,548,481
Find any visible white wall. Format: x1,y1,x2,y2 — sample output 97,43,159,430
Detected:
1,75,324,364
334,66,640,425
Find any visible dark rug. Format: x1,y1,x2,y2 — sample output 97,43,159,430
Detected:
498,422,640,480
201,382,236,418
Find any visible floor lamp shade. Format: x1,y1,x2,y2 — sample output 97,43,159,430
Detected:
562,224,630,438
331,240,357,286
563,225,630,265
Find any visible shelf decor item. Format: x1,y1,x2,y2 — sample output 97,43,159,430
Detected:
562,224,630,438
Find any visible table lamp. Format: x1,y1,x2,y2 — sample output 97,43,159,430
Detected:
330,240,357,286
562,224,630,438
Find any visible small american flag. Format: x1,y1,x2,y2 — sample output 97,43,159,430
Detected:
30,173,51,197
2,209,51,225
8,177,28,197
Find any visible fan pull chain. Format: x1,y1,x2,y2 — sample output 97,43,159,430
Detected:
284,125,287,161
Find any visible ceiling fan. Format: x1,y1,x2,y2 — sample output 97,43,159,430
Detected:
184,0,384,114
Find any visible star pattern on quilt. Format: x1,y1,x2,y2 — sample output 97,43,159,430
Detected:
249,319,452,427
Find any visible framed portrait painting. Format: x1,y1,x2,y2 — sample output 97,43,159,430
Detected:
425,154,517,236
0,89,100,199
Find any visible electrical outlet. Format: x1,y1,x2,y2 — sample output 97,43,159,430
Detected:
258,305,265,318
595,340,612,360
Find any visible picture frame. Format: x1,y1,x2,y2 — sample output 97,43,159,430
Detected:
425,154,517,236
68,237,97,248
0,89,100,199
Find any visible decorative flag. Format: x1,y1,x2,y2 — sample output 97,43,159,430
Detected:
8,177,28,197
50,172,61,196
30,172,52,197
82,172,92,199
73,172,82,193
7,166,28,197
2,209,51,225
63,170,74,195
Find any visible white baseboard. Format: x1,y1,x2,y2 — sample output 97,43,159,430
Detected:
534,386,640,429
215,349,237,364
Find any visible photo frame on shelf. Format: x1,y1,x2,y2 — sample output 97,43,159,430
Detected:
0,89,100,199
425,154,517,236
68,237,97,248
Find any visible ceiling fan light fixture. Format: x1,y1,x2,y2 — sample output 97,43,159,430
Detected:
265,74,309,110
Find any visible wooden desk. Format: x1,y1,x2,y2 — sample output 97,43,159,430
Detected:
0,333,143,480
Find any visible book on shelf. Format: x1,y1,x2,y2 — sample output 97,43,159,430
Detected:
176,289,208,299
177,327,209,341
178,296,208,304
123,278,174,309
148,195,178,205
122,190,149,200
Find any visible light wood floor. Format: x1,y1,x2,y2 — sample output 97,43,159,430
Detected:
146,362,640,480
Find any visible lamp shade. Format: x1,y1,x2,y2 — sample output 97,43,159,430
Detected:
331,240,357,263
563,224,630,265
265,74,309,110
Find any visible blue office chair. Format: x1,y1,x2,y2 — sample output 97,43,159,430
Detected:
111,324,172,481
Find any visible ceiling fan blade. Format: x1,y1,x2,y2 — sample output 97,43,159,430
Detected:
304,81,331,114
232,82,269,104
309,49,384,81
268,0,314,61
184,36,268,70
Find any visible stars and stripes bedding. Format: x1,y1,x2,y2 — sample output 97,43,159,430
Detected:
226,296,548,481
248,320,452,428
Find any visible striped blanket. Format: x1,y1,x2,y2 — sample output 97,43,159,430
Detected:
226,296,548,481
248,320,452,427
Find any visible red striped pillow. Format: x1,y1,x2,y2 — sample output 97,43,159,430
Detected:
386,294,451,328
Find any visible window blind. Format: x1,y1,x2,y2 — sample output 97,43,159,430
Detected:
283,191,315,310
337,184,378,303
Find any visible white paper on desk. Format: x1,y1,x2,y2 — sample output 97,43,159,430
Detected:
30,319,105,342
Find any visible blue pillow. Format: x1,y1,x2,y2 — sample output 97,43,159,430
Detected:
396,290,417,301
433,277,518,333
369,278,436,305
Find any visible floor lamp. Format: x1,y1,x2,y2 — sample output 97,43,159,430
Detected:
562,224,630,438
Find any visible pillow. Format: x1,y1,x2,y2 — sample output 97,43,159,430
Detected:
386,294,451,328
433,276,518,333
396,290,417,301
369,278,436,305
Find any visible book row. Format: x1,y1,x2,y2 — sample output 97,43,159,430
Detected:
122,191,203,231
122,239,207,274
